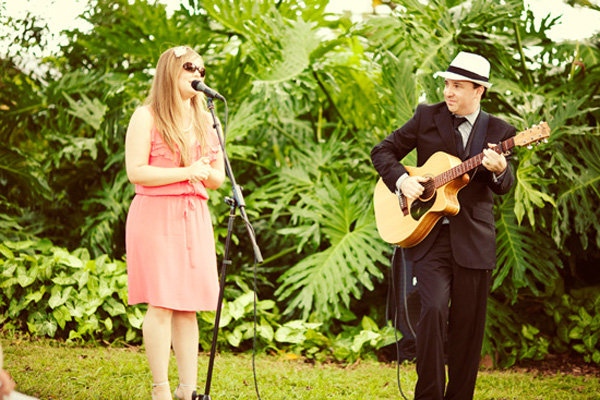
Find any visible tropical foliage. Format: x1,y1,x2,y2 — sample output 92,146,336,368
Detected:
1,0,599,367
0,239,397,362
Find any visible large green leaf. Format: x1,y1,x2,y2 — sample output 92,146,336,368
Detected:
513,149,556,225
274,176,388,319
552,134,600,249
494,195,561,301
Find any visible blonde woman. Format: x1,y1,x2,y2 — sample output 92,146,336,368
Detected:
125,46,225,400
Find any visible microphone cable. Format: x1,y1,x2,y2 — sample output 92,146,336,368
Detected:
251,256,264,400
217,93,267,400
225,99,266,400
222,99,228,143
248,245,414,400
390,246,411,400
242,213,264,400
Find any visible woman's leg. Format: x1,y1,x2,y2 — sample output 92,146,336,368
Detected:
171,311,199,400
143,305,174,400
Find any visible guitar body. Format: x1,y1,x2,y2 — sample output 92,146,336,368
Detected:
373,122,550,248
373,151,470,247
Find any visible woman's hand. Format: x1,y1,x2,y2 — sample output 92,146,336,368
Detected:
188,157,212,183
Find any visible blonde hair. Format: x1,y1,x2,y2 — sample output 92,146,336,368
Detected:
147,46,212,166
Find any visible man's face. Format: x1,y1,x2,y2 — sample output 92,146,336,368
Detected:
443,79,483,116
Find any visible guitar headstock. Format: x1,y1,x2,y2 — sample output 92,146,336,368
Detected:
514,121,551,148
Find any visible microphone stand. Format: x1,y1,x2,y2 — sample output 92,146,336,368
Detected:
193,96,263,400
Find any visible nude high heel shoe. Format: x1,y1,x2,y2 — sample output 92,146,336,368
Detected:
174,383,198,400
152,381,171,400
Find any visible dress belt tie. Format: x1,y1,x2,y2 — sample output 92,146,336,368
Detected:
182,196,197,269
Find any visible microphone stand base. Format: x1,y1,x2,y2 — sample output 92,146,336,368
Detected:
192,391,211,400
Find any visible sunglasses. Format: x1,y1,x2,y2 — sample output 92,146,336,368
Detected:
182,62,206,77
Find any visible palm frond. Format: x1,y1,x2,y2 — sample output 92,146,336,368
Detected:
513,149,556,225
552,134,600,249
80,170,134,257
494,195,561,302
274,176,388,319
0,144,50,200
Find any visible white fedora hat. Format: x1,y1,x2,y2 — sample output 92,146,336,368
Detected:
434,51,492,88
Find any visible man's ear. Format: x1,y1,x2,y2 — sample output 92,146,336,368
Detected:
475,84,485,99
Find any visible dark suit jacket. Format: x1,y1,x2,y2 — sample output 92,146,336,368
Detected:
371,102,516,269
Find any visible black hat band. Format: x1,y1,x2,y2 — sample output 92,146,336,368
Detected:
447,66,488,82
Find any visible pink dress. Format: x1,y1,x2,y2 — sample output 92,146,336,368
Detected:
126,125,221,311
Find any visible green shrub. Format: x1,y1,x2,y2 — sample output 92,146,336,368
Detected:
484,288,600,367
0,239,143,343
3,238,599,367
545,287,600,363
484,297,551,367
0,238,398,363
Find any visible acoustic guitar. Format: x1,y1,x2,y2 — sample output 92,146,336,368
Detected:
373,122,551,247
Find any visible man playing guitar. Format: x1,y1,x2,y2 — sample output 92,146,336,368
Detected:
371,51,515,400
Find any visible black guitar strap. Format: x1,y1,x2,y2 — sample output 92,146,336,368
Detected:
464,110,490,181
464,110,489,160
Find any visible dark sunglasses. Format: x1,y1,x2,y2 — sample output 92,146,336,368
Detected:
182,62,206,77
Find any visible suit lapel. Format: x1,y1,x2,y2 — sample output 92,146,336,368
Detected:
433,108,458,155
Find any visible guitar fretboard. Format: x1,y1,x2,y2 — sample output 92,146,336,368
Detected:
434,137,515,188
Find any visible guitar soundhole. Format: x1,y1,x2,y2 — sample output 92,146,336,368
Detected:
410,191,437,221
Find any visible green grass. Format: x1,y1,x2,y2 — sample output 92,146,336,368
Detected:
2,338,599,400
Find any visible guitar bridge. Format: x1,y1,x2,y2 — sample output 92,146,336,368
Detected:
398,193,409,216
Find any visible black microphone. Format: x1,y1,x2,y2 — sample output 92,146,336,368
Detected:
191,80,225,101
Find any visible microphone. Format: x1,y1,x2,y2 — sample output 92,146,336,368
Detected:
191,80,225,101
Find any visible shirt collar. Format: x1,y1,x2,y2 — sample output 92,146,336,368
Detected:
456,107,480,126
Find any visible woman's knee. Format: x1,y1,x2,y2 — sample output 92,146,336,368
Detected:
144,306,173,328
172,311,198,328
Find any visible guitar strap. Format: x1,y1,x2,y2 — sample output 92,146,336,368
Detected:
464,110,489,161
463,111,490,186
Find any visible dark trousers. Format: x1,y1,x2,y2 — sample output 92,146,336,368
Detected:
413,225,491,400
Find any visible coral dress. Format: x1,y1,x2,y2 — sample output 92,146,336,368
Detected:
126,125,221,311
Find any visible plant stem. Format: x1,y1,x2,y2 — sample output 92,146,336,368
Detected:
514,22,533,88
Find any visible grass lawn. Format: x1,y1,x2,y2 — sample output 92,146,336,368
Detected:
2,337,599,400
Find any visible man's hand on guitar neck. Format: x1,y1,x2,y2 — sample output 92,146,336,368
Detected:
398,175,430,200
482,143,508,175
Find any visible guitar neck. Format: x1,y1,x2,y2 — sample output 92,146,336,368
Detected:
434,137,515,187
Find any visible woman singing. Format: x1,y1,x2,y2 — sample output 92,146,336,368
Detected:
125,45,225,400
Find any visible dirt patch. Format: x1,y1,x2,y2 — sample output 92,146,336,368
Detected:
511,354,600,377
